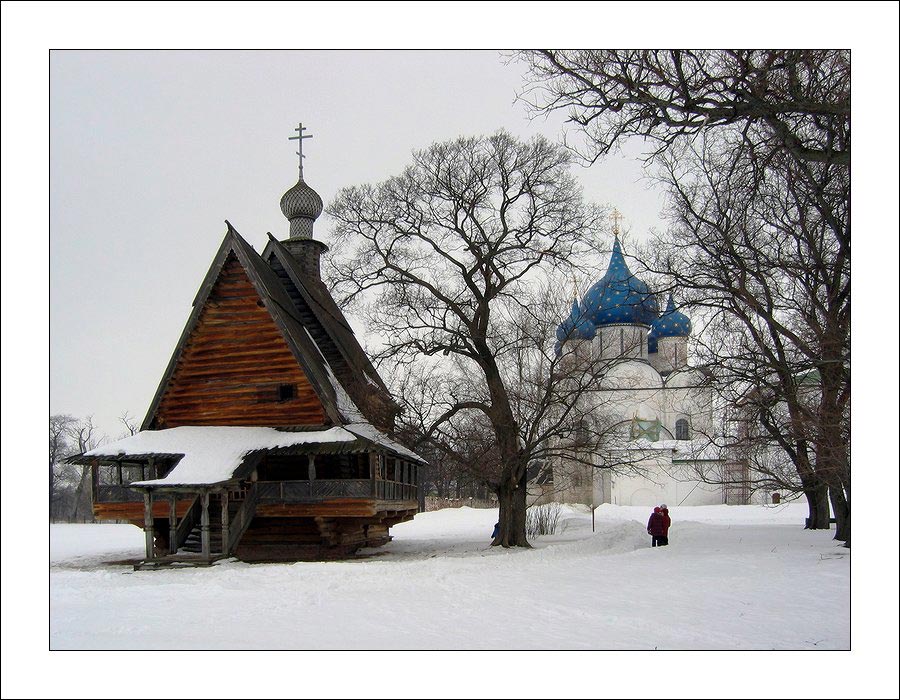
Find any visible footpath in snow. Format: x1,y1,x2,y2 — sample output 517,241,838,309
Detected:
49,503,848,650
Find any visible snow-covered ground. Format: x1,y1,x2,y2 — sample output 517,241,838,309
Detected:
50,503,848,650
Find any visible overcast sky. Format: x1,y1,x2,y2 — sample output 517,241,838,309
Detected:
48,49,671,439
2,2,898,695
3,3,880,452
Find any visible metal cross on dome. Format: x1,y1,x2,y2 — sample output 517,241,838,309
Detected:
611,208,624,236
288,122,313,178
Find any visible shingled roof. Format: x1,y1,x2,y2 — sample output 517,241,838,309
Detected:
262,234,399,423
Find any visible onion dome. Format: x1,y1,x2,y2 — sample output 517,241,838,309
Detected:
280,176,323,239
648,293,691,352
556,298,597,343
582,237,659,327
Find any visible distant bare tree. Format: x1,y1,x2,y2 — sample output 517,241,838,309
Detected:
67,416,100,520
50,414,77,520
118,410,139,437
50,414,104,521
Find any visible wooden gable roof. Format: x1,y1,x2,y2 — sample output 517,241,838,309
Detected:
262,235,400,430
142,223,348,430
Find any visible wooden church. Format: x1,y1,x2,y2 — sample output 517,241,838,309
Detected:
69,125,423,568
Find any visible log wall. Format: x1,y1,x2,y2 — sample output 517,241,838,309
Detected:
93,498,194,522
153,254,327,427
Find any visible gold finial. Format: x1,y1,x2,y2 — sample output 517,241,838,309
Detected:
611,208,623,237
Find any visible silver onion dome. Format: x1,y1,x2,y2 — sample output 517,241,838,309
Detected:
280,177,323,239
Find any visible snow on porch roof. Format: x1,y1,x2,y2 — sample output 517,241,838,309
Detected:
81,425,422,488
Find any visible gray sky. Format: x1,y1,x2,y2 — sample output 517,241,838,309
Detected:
49,49,668,440
1,2,897,694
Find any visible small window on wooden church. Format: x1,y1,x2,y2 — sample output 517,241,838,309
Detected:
675,418,690,440
278,383,295,401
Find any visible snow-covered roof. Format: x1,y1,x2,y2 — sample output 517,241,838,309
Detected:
298,329,423,463
82,424,424,487
345,423,423,462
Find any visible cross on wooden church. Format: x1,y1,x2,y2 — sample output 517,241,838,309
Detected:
289,122,313,178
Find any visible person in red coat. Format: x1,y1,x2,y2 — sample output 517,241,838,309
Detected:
647,506,665,547
659,504,671,546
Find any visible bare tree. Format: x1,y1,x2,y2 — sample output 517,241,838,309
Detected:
517,50,849,168
326,131,608,547
643,125,849,541
67,415,99,520
518,49,850,544
50,414,77,520
373,280,655,545
50,414,104,521
118,410,139,437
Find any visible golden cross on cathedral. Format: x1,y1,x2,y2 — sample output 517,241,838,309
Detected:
611,208,624,236
288,122,313,178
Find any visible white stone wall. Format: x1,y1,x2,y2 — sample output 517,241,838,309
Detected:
544,318,729,509
601,456,723,507
654,335,688,375
593,324,649,361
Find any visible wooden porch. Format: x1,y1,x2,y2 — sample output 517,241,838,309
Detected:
81,441,422,567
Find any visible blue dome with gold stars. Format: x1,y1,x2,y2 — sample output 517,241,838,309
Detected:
648,293,691,352
582,237,659,327
556,298,597,343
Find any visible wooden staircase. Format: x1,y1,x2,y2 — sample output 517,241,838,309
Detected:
178,492,238,554
135,483,258,570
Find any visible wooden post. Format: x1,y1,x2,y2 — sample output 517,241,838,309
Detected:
308,454,316,481
143,491,155,560
200,491,210,559
220,490,230,556
91,460,100,502
169,496,178,554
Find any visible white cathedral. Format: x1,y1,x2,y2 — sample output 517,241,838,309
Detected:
532,233,739,509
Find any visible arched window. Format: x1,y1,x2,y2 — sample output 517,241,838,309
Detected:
675,418,690,440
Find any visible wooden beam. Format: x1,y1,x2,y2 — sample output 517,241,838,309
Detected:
201,491,210,559
220,490,230,556
143,492,155,560
169,496,178,555
90,459,99,503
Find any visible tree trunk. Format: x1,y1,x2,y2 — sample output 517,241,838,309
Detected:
494,466,530,548
50,461,57,520
803,479,830,529
830,486,850,545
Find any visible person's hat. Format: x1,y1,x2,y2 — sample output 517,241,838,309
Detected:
653,506,661,513
660,504,668,509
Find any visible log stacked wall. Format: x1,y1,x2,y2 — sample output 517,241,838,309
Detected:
154,254,327,427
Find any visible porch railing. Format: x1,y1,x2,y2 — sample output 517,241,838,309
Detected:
257,479,417,503
227,482,259,554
